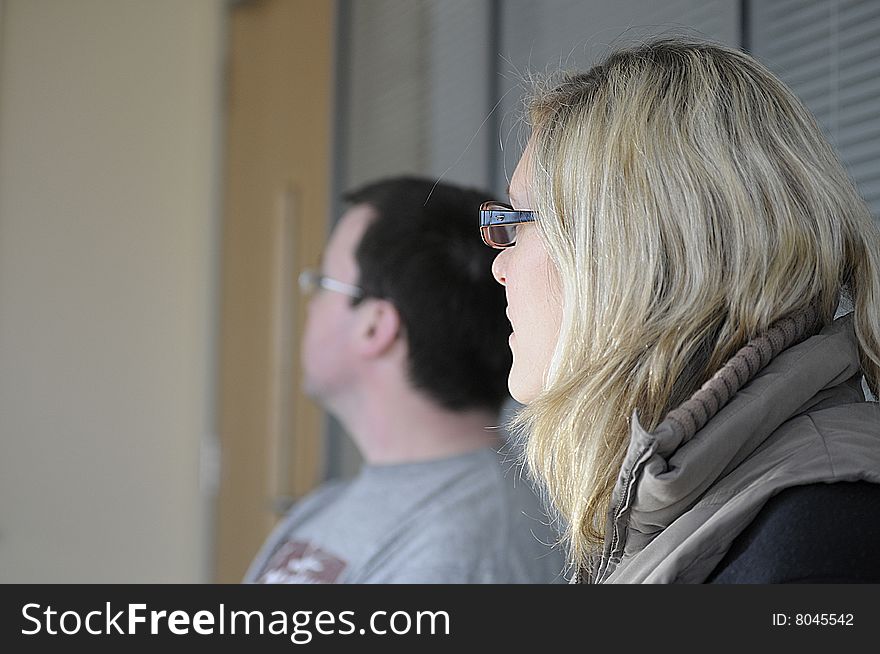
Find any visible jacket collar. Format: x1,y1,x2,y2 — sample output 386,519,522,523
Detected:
592,310,864,582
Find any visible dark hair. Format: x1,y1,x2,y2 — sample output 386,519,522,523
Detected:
344,176,511,413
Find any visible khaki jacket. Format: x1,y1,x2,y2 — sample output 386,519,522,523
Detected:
586,312,880,584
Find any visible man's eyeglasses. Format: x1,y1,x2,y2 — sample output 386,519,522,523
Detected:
298,269,364,300
479,201,536,248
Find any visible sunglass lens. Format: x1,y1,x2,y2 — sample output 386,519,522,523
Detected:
482,224,517,248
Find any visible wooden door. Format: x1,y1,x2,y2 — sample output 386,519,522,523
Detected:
215,0,334,583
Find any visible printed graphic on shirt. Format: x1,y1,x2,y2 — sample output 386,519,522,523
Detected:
256,540,347,584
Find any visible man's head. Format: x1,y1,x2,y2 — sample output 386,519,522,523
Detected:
301,176,512,416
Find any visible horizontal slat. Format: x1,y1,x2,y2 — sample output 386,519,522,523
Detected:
837,120,880,149
827,102,879,141
647,0,694,21
796,92,835,120
859,186,880,205
763,0,819,23
838,12,880,43
834,32,880,68
837,72,880,107
766,0,831,36
776,52,835,85
791,75,835,105
837,59,880,91
762,24,833,61
839,137,880,168
850,165,880,189
684,0,732,26
784,45,878,93
796,84,880,128
839,0,880,30
857,193,880,218
762,36,833,71
838,97,880,131
860,181,880,199
841,0,876,12
793,75,880,128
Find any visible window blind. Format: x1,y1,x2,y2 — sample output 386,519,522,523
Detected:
751,0,880,219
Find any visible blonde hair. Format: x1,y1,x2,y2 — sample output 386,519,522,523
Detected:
513,38,880,572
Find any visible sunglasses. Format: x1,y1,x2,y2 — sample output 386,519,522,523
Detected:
479,201,536,248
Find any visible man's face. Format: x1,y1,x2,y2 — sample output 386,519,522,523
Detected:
301,204,376,405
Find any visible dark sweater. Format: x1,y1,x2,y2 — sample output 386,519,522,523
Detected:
707,481,880,583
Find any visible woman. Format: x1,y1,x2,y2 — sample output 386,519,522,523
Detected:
484,38,880,583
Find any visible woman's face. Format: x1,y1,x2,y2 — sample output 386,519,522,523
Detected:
492,141,563,404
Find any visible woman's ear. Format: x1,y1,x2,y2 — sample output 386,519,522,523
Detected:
355,298,401,358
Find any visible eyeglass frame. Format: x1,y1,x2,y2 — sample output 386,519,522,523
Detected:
479,201,536,248
298,268,365,300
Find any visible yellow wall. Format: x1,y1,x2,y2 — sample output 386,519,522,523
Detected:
0,0,224,581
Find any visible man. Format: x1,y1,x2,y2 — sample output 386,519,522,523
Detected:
244,177,563,583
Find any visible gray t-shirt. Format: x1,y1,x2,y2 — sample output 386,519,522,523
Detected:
244,447,565,583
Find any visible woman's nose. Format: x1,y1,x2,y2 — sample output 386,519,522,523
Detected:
491,250,507,286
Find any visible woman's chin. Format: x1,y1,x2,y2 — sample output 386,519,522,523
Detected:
508,367,539,405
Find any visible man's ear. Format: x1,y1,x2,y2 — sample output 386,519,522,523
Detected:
355,298,401,358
